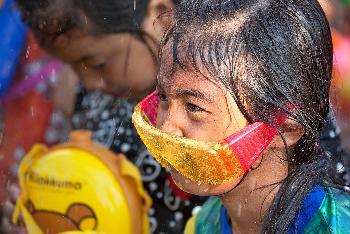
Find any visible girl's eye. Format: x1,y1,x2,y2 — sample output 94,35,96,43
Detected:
159,93,168,102
186,102,206,113
92,62,106,70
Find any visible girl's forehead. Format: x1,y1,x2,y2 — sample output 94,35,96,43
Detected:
159,39,212,78
160,39,234,87
158,60,227,101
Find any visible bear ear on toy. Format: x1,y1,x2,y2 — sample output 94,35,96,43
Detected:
25,199,98,233
66,204,97,231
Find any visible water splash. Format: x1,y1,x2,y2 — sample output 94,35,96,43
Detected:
25,46,31,59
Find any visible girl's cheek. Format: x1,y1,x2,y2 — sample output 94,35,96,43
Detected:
185,121,225,142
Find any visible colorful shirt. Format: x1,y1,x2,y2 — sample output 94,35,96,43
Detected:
185,185,350,234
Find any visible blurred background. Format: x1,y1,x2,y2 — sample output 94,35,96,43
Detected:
0,0,349,233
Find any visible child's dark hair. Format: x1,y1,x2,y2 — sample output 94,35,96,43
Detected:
163,0,336,232
15,0,181,72
15,0,180,44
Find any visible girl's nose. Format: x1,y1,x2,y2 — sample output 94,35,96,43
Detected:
159,114,184,137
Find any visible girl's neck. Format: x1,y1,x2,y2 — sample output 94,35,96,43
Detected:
219,149,288,234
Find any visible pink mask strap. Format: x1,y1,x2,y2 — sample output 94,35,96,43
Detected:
224,113,287,172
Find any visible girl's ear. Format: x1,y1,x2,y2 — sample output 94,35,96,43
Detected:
142,0,175,42
271,119,305,148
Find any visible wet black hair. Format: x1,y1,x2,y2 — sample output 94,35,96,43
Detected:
15,0,180,47
163,0,340,232
15,0,177,32
15,0,181,82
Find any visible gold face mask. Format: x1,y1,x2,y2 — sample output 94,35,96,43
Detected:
132,91,286,185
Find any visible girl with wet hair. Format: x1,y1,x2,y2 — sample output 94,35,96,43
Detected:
132,0,350,233
6,1,204,234
14,0,177,97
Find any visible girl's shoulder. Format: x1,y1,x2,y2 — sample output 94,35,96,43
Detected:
294,185,350,233
185,185,350,234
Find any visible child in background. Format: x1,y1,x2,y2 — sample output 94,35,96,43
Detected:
10,1,205,233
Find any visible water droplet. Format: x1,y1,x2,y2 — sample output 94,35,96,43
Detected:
30,106,35,117
329,130,336,138
192,206,202,215
202,187,209,192
336,162,345,174
25,46,31,59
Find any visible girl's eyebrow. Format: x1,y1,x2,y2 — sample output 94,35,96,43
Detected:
175,89,213,103
156,80,213,103
75,54,97,65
